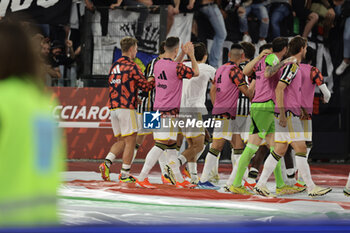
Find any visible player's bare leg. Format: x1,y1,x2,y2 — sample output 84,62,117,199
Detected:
131,134,146,163
245,145,269,187
119,133,138,182
99,136,125,181
182,135,205,184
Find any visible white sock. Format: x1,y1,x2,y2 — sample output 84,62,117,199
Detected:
226,154,241,186
167,149,184,183
138,145,164,181
121,163,131,177
297,147,311,181
243,167,249,180
196,145,206,161
158,153,168,175
291,149,302,181
346,173,350,189
286,168,296,185
178,154,187,166
295,155,315,191
105,152,116,168
280,157,288,184
306,147,311,159
256,154,279,187
131,148,138,164
210,153,220,176
231,148,235,167
200,150,219,183
188,162,197,177
286,168,295,177
246,167,259,184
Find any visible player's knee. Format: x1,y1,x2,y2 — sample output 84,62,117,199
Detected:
211,140,224,151
294,144,307,154
274,143,288,155
192,143,204,154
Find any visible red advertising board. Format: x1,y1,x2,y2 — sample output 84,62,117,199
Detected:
50,87,153,160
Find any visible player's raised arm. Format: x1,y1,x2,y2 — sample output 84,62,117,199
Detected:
175,43,187,63
183,42,199,77
265,56,297,78
243,49,271,76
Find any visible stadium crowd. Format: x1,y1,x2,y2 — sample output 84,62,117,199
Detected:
2,0,348,87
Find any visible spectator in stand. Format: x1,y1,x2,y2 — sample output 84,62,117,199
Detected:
41,40,61,83
49,40,75,86
31,33,61,85
335,0,350,75
87,0,152,45
87,0,120,45
197,0,227,68
49,40,75,67
291,0,319,38
237,0,269,47
268,0,292,39
310,0,336,40
152,0,182,34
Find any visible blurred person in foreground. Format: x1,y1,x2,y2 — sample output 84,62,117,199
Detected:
0,18,65,226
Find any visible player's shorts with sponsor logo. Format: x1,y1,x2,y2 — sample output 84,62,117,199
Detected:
137,113,153,135
110,108,138,137
275,112,304,144
179,112,205,138
249,100,275,139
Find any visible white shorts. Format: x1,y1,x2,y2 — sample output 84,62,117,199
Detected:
233,116,248,135
275,114,304,144
213,118,234,141
153,117,179,141
137,113,152,135
301,119,312,142
181,113,205,138
110,108,138,137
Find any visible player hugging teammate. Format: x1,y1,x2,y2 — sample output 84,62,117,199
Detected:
99,35,333,197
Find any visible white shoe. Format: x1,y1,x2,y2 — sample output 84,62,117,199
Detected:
285,178,297,187
253,185,276,197
344,187,350,196
257,39,267,48
308,185,332,197
101,36,116,46
336,60,350,76
242,34,252,43
208,171,220,184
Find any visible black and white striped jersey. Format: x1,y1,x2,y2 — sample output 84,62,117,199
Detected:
236,61,251,117
137,57,159,114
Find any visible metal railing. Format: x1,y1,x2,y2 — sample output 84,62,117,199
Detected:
81,4,168,80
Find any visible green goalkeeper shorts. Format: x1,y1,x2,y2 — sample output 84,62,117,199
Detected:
249,100,275,139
